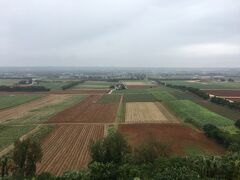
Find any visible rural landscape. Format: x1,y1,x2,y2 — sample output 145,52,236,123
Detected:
1,0,240,179
0,67,240,179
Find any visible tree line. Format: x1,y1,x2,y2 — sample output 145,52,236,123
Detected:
62,81,85,90
156,80,240,111
0,85,50,92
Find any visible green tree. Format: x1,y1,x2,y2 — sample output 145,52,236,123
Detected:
13,138,42,177
235,119,240,129
90,130,130,164
133,136,169,164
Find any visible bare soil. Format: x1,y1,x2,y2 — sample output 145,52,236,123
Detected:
118,123,225,156
48,95,119,123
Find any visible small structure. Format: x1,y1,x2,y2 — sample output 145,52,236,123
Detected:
115,83,127,90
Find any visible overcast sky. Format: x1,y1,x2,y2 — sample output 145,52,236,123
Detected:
0,0,240,67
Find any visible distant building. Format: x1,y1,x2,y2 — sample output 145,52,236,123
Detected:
115,83,127,90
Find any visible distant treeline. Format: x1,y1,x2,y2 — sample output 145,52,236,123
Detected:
156,80,209,99
0,85,50,92
62,81,85,90
156,80,240,111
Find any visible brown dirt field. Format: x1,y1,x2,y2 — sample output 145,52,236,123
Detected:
125,102,178,123
0,94,72,123
48,95,119,123
203,90,240,97
118,123,225,156
37,124,104,176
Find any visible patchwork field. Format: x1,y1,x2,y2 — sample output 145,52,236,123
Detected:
5,95,86,125
0,94,74,123
0,79,19,86
118,123,225,156
37,81,71,90
37,124,104,176
122,80,154,86
125,102,178,123
165,100,234,127
73,81,114,89
0,125,36,151
67,89,109,94
163,80,240,89
124,93,157,102
0,94,42,110
48,95,119,123
203,89,240,97
98,94,121,104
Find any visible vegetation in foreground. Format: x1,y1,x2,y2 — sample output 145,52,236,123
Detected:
1,129,240,180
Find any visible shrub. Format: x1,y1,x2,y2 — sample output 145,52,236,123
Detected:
235,119,240,129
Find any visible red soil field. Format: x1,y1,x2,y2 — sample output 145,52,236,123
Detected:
203,90,240,97
37,124,104,176
48,95,119,123
118,123,225,156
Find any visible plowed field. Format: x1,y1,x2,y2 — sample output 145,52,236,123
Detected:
37,124,104,176
118,123,225,155
0,94,71,123
125,102,178,123
203,90,240,97
48,95,119,123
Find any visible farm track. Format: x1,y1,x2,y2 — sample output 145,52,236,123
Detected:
37,124,104,176
48,95,119,123
0,94,72,123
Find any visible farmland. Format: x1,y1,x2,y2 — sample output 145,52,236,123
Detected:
0,94,73,123
48,95,119,123
1,76,240,178
125,102,178,123
0,125,36,150
0,94,42,110
37,124,104,176
163,80,240,89
73,81,114,89
164,100,234,127
0,79,19,86
5,94,86,125
123,93,157,102
37,81,71,90
118,123,225,156
98,94,121,104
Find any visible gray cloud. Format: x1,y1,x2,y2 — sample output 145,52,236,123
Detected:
0,0,240,67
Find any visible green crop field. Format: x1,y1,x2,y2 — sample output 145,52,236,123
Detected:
0,125,36,150
124,93,157,102
0,94,43,110
151,91,177,101
38,81,70,90
165,100,234,127
74,81,114,89
114,88,150,94
98,94,121,104
163,80,240,89
0,79,19,86
5,95,86,125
